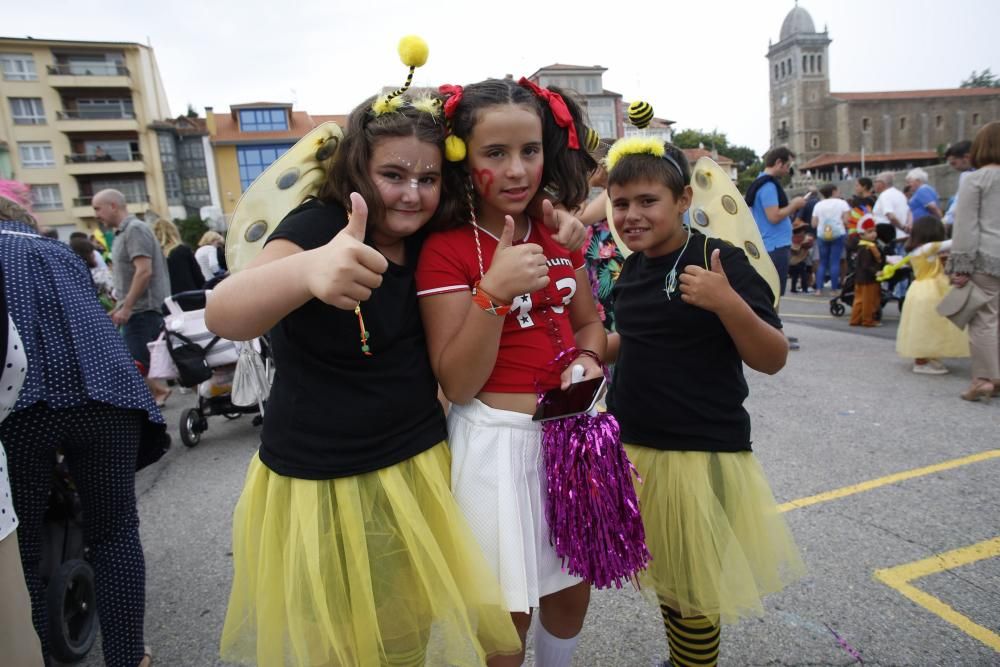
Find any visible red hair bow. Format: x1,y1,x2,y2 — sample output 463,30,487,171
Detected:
517,77,580,150
438,84,464,118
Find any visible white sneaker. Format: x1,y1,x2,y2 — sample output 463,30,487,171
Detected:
912,360,949,375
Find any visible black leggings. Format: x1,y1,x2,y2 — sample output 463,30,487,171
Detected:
2,401,146,667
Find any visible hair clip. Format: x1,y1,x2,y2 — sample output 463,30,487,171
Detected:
438,84,467,161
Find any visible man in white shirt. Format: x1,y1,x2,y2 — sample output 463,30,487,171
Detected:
873,171,910,250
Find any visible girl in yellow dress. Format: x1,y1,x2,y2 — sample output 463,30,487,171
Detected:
894,216,970,374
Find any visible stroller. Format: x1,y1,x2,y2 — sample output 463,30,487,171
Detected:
160,290,272,448
829,237,912,319
39,455,98,663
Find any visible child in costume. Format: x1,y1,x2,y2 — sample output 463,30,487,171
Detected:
887,216,969,374
416,77,639,667
788,219,812,293
604,139,805,667
848,215,883,327
207,42,520,666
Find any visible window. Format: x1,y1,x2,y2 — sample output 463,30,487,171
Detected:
780,61,786,78
10,97,45,125
0,53,37,80
84,140,133,160
585,78,599,93
237,144,293,190
817,55,822,72
935,115,943,129
182,176,210,194
92,179,146,202
774,64,779,81
862,117,871,132
178,140,204,160
158,134,176,168
803,55,808,73
30,184,62,210
973,113,981,125
810,54,816,73
73,98,134,119
239,109,288,132
18,142,55,168
165,171,182,203
899,116,907,131
811,136,820,149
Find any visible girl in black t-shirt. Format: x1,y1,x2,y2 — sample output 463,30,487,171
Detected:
206,85,520,665
604,140,805,666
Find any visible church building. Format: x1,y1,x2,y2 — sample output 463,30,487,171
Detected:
768,3,1000,176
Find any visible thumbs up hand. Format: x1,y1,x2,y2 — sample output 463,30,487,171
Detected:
542,199,587,252
478,216,550,303
678,248,739,314
307,192,389,309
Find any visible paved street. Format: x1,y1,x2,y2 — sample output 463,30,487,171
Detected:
72,308,1000,666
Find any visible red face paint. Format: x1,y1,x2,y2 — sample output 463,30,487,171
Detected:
472,168,495,197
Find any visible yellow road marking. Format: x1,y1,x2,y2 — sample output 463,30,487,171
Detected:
875,537,1000,653
779,450,1000,513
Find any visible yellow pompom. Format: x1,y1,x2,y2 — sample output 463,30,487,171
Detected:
372,94,405,116
605,137,665,171
628,100,654,129
445,135,467,162
398,35,429,68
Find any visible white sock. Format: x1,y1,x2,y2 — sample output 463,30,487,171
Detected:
533,622,580,667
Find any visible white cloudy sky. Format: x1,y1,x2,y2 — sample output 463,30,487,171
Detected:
5,0,998,153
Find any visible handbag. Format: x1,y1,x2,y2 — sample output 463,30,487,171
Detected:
146,333,178,380
936,281,990,329
165,329,216,387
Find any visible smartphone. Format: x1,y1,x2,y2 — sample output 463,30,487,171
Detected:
532,376,607,422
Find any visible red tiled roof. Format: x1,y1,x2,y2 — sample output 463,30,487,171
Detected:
683,148,734,166
830,88,1000,101
803,151,938,170
311,114,349,127
229,102,293,110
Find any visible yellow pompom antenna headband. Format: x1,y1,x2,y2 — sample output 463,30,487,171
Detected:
371,36,432,116
605,101,682,176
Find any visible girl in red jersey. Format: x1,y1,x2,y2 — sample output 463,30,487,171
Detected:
416,78,608,667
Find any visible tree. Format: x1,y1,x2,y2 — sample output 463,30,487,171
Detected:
186,104,199,118
960,68,1000,88
672,128,759,170
174,214,208,248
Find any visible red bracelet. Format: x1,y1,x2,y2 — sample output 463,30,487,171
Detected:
471,281,512,316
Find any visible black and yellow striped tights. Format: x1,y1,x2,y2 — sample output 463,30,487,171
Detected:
660,603,721,667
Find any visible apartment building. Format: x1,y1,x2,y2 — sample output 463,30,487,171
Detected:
0,36,173,233
206,103,346,216
526,64,624,141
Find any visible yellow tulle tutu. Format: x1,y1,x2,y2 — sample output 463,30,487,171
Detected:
625,446,805,624
220,443,520,666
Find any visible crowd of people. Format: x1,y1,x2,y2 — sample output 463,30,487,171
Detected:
744,124,1000,402
0,63,997,666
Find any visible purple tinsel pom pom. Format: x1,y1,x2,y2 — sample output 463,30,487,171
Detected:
542,411,650,589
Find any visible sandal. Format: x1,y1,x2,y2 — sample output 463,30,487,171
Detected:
960,380,995,403
138,646,152,667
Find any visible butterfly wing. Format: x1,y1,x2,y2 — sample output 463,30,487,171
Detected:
225,121,344,273
688,157,780,305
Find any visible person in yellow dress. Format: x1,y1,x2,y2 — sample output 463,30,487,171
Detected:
893,216,970,374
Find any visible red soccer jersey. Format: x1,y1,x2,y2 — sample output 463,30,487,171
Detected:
416,219,586,393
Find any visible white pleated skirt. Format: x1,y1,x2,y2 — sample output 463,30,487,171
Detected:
447,399,582,613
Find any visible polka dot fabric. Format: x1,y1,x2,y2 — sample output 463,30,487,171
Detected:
0,317,27,541
2,402,146,667
0,222,162,422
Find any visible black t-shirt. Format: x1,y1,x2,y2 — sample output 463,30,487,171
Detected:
607,232,781,453
258,199,447,479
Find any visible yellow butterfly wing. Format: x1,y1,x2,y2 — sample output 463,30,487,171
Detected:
688,157,780,305
225,121,344,273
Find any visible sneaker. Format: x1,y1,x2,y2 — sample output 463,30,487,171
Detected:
913,360,949,375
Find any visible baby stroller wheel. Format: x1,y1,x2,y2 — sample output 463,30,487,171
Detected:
830,301,846,317
180,408,206,448
47,558,98,663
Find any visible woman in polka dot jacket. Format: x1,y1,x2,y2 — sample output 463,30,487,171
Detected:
0,195,160,667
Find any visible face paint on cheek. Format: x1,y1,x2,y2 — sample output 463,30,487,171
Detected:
472,168,494,197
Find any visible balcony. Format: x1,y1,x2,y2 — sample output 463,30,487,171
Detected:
71,193,148,219
64,152,146,176
46,63,130,89
55,110,138,133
